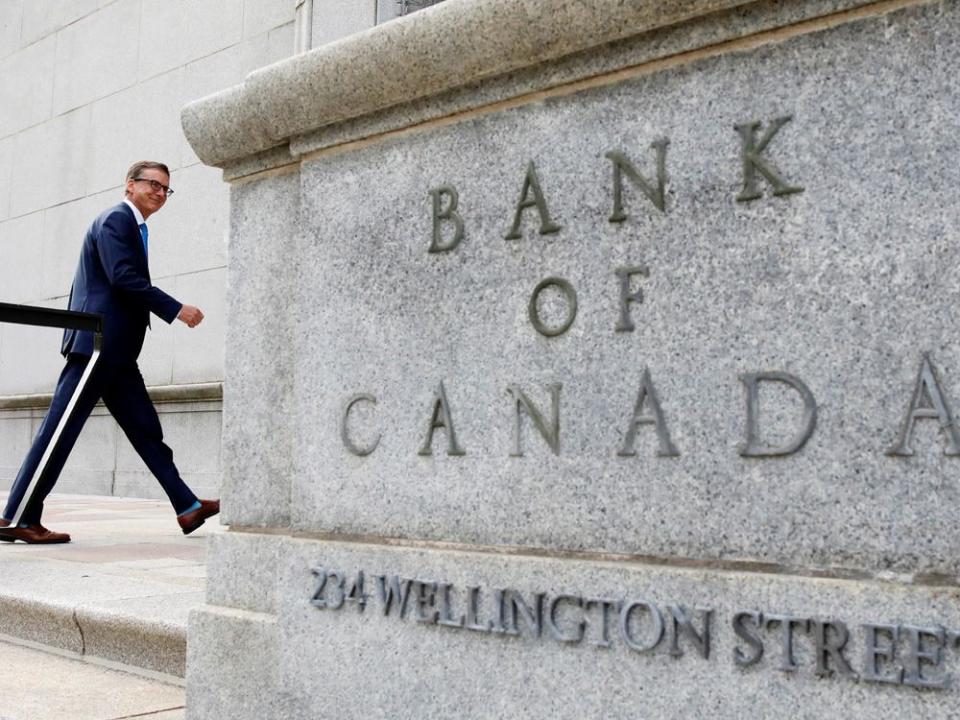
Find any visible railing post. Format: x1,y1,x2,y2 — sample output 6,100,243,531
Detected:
0,302,104,525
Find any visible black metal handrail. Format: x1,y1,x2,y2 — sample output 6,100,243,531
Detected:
0,302,102,333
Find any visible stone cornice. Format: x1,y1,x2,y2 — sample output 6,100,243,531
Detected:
181,0,755,168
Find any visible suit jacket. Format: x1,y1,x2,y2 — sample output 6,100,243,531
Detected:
61,202,181,361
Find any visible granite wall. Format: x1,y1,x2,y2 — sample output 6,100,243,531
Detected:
182,0,960,716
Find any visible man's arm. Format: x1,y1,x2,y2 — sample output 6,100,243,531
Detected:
95,211,186,324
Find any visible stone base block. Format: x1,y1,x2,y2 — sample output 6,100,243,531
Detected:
186,606,284,720
191,531,960,719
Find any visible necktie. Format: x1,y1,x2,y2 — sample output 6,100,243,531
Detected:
139,223,149,262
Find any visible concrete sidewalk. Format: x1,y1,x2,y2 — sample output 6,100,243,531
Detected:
0,493,222,681
0,640,185,720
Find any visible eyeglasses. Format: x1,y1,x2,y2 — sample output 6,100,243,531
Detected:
133,178,175,196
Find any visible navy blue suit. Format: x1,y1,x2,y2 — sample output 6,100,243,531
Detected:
4,202,199,524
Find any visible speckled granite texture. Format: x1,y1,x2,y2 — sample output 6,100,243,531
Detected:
282,1,960,577
186,1,960,717
189,534,960,719
183,0,753,165
182,0,889,171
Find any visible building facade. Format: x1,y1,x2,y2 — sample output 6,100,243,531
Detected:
0,0,437,500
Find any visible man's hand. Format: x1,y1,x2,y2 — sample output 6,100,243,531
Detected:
177,304,204,328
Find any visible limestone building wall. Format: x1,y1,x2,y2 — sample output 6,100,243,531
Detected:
308,0,444,45
0,0,401,500
0,0,443,500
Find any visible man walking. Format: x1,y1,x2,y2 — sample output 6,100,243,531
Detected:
0,161,219,543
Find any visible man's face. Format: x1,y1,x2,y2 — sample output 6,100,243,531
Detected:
125,167,170,220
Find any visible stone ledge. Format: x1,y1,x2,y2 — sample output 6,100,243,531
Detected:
0,382,223,411
77,606,186,679
182,0,755,167
0,593,186,679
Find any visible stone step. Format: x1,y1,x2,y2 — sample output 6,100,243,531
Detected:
0,592,187,679
0,494,221,680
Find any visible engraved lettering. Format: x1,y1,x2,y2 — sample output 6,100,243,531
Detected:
887,353,960,456
488,589,509,635
315,562,960,688
341,393,380,456
546,594,586,643
428,184,464,253
810,620,858,679
436,583,465,629
413,580,439,624
614,265,649,333
528,276,578,337
325,571,346,610
732,610,765,667
464,586,492,632
505,161,561,239
618,367,679,457
376,575,414,618
418,381,466,456
507,383,562,456
618,600,665,653
606,139,669,222
503,590,544,639
734,115,804,202
668,605,713,659
584,598,620,649
764,614,810,672
344,572,369,611
862,624,903,685
310,567,328,608
739,372,817,457
902,625,951,689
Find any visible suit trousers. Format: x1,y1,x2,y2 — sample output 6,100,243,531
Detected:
3,353,198,525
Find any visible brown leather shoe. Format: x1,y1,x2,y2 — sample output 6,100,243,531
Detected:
0,519,70,544
177,499,220,535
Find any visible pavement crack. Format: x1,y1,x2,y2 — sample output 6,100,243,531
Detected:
107,706,186,719
72,608,86,656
